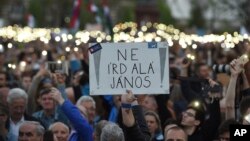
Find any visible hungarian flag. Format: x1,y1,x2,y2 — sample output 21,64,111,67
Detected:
69,0,82,29
85,0,101,24
85,0,97,13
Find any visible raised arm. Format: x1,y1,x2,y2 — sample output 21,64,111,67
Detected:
224,59,243,119
121,91,151,141
27,67,48,114
50,88,93,141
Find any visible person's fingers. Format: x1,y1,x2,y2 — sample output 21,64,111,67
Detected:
126,89,132,94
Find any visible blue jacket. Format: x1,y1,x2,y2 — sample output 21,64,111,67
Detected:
60,100,93,141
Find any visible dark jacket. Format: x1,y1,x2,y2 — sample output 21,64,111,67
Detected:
180,77,209,103
119,105,151,141
188,128,203,141
187,99,221,141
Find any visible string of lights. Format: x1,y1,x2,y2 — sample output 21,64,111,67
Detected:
0,22,249,49
0,22,249,70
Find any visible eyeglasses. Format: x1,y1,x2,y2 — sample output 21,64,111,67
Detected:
182,111,195,117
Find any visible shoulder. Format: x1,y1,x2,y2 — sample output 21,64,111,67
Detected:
30,111,43,120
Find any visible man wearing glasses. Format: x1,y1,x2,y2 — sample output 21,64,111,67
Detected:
181,105,205,141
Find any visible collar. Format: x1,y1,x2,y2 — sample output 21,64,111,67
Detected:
40,110,57,119
10,116,24,125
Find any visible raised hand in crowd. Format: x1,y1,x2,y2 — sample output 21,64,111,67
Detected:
121,90,137,127
36,65,49,78
50,87,65,105
224,58,245,119
121,90,151,141
50,87,93,141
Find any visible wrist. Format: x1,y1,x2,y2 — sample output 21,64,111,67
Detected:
121,103,132,109
231,73,239,78
58,98,65,105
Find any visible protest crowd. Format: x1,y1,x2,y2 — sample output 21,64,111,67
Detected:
1,22,250,141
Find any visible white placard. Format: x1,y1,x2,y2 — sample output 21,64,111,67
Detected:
89,42,169,95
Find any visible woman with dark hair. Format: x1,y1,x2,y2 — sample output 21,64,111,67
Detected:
144,111,164,141
0,103,10,141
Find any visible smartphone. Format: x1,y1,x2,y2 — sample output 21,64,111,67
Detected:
45,61,68,75
239,54,249,65
182,58,189,64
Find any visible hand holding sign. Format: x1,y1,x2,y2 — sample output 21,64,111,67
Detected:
89,42,169,95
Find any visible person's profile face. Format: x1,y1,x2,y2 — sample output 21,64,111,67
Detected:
181,109,196,126
145,115,158,135
82,101,96,122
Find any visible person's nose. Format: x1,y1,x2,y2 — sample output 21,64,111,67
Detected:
15,107,23,113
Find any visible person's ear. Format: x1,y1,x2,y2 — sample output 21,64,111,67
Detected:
194,120,200,126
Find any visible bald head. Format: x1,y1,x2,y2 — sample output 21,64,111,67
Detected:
49,122,69,141
165,126,187,141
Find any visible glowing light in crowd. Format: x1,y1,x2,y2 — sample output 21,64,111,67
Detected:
68,34,73,40
42,50,47,56
74,47,79,52
7,43,13,48
243,54,248,59
194,101,200,107
20,61,26,67
190,56,195,60
55,36,61,42
0,44,3,52
20,61,26,71
0,22,249,52
65,47,70,52
192,44,197,49
12,64,16,69
57,60,62,64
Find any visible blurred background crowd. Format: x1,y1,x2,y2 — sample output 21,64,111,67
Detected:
1,0,250,141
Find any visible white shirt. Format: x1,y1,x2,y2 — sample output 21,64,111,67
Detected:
9,116,25,137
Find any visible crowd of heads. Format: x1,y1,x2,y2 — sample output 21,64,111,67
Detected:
0,36,250,141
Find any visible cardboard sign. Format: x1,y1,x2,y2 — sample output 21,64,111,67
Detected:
89,42,169,95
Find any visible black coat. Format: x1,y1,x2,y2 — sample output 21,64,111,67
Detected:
118,105,151,141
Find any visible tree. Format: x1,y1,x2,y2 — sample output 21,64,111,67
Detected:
157,0,175,25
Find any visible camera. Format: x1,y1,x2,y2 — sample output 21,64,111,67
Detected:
212,64,230,73
209,84,222,93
